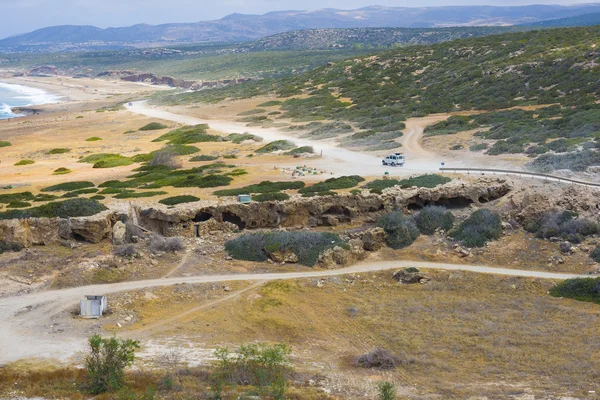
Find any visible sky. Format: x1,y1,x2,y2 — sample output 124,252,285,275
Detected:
1,0,598,38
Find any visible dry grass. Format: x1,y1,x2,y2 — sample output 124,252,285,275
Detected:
117,271,600,399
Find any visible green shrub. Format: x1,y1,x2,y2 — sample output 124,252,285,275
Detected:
139,122,168,131
14,159,34,166
0,198,107,219
159,195,200,206
225,231,346,266
7,201,31,208
214,343,292,387
86,137,102,141
285,146,314,155
414,206,455,234
172,174,232,188
256,140,297,153
451,209,502,247
0,241,23,254
363,179,402,193
549,277,600,304
469,143,488,151
0,192,34,204
47,148,70,155
61,188,99,198
223,154,237,159
114,191,168,199
377,212,420,249
90,195,106,201
397,174,451,188
190,154,219,162
214,181,304,196
299,176,365,194
79,154,134,168
153,125,219,144
53,167,72,175
301,191,337,197
378,382,397,400
227,133,262,144
85,334,140,394
527,211,599,244
590,246,600,263
33,194,59,202
42,181,95,192
0,141,11,147
450,144,464,151
237,108,266,116
163,144,200,155
253,192,290,202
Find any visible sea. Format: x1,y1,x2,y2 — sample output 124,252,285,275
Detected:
0,82,62,120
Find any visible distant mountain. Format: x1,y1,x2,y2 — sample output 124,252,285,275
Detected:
522,12,600,27
2,4,600,53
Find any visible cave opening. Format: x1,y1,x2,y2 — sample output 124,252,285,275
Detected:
222,212,246,230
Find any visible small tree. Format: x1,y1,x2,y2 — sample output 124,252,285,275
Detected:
85,334,141,394
378,381,397,400
414,206,455,234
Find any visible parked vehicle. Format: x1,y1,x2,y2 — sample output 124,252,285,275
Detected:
382,153,405,166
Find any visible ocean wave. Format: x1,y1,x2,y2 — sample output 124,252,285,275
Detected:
0,82,62,106
0,103,13,115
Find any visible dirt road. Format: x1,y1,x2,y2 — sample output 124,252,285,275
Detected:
126,101,446,176
0,259,586,364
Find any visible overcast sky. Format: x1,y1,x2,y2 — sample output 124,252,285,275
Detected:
1,0,598,38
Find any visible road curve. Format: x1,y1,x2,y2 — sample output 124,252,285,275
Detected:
0,259,587,364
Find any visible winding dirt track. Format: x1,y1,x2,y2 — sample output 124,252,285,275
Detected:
0,259,588,364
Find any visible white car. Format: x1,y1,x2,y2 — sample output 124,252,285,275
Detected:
382,153,405,167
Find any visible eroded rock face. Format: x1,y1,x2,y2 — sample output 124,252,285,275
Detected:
112,221,127,245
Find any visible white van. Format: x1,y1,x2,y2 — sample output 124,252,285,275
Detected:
382,153,405,167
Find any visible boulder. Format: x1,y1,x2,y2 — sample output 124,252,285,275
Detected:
392,268,430,284
69,214,112,243
112,221,127,245
360,228,386,251
269,249,299,264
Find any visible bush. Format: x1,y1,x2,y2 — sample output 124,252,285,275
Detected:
148,234,185,253
47,148,70,154
285,146,314,155
528,210,599,243
149,148,181,169
258,100,282,107
86,137,102,141
79,154,134,169
214,181,304,196
223,154,237,159
113,244,140,258
451,209,502,247
0,192,34,204
591,246,600,263
114,191,167,199
377,212,420,249
397,174,451,188
414,206,455,234
41,181,95,192
0,141,11,147
256,140,297,153
61,188,99,198
227,133,262,144
225,231,346,267
159,195,200,206
190,154,219,162
153,124,219,144
7,201,32,208
356,348,400,370
0,241,24,254
53,167,72,175
139,122,168,131
214,343,292,386
299,176,365,194
0,198,107,220
85,334,140,394
14,159,34,166
253,192,290,202
470,143,489,151
549,277,600,304
378,382,397,400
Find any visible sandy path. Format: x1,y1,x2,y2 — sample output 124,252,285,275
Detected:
0,259,587,364
126,101,444,177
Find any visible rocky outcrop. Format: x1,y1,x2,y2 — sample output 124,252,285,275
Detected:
97,70,255,90
392,268,430,284
112,221,126,245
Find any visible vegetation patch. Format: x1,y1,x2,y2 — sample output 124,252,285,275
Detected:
414,206,455,234
285,146,314,155
53,167,72,175
225,231,346,266
14,159,34,166
237,108,266,116
524,210,599,244
299,175,364,194
364,174,451,193
256,140,297,153
214,181,304,196
46,148,70,155
61,188,99,198
0,198,107,219
7,201,31,209
190,154,219,162
470,143,488,152
114,191,168,199
451,209,502,247
159,195,200,206
153,124,220,144
550,277,600,304
79,153,134,168
41,181,95,192
590,246,600,263
227,133,262,144
377,212,420,249
0,192,34,204
85,137,102,141
253,192,290,202
139,122,168,131
0,141,11,147
258,100,283,107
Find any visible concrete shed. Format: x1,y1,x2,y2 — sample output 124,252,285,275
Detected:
80,295,107,319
